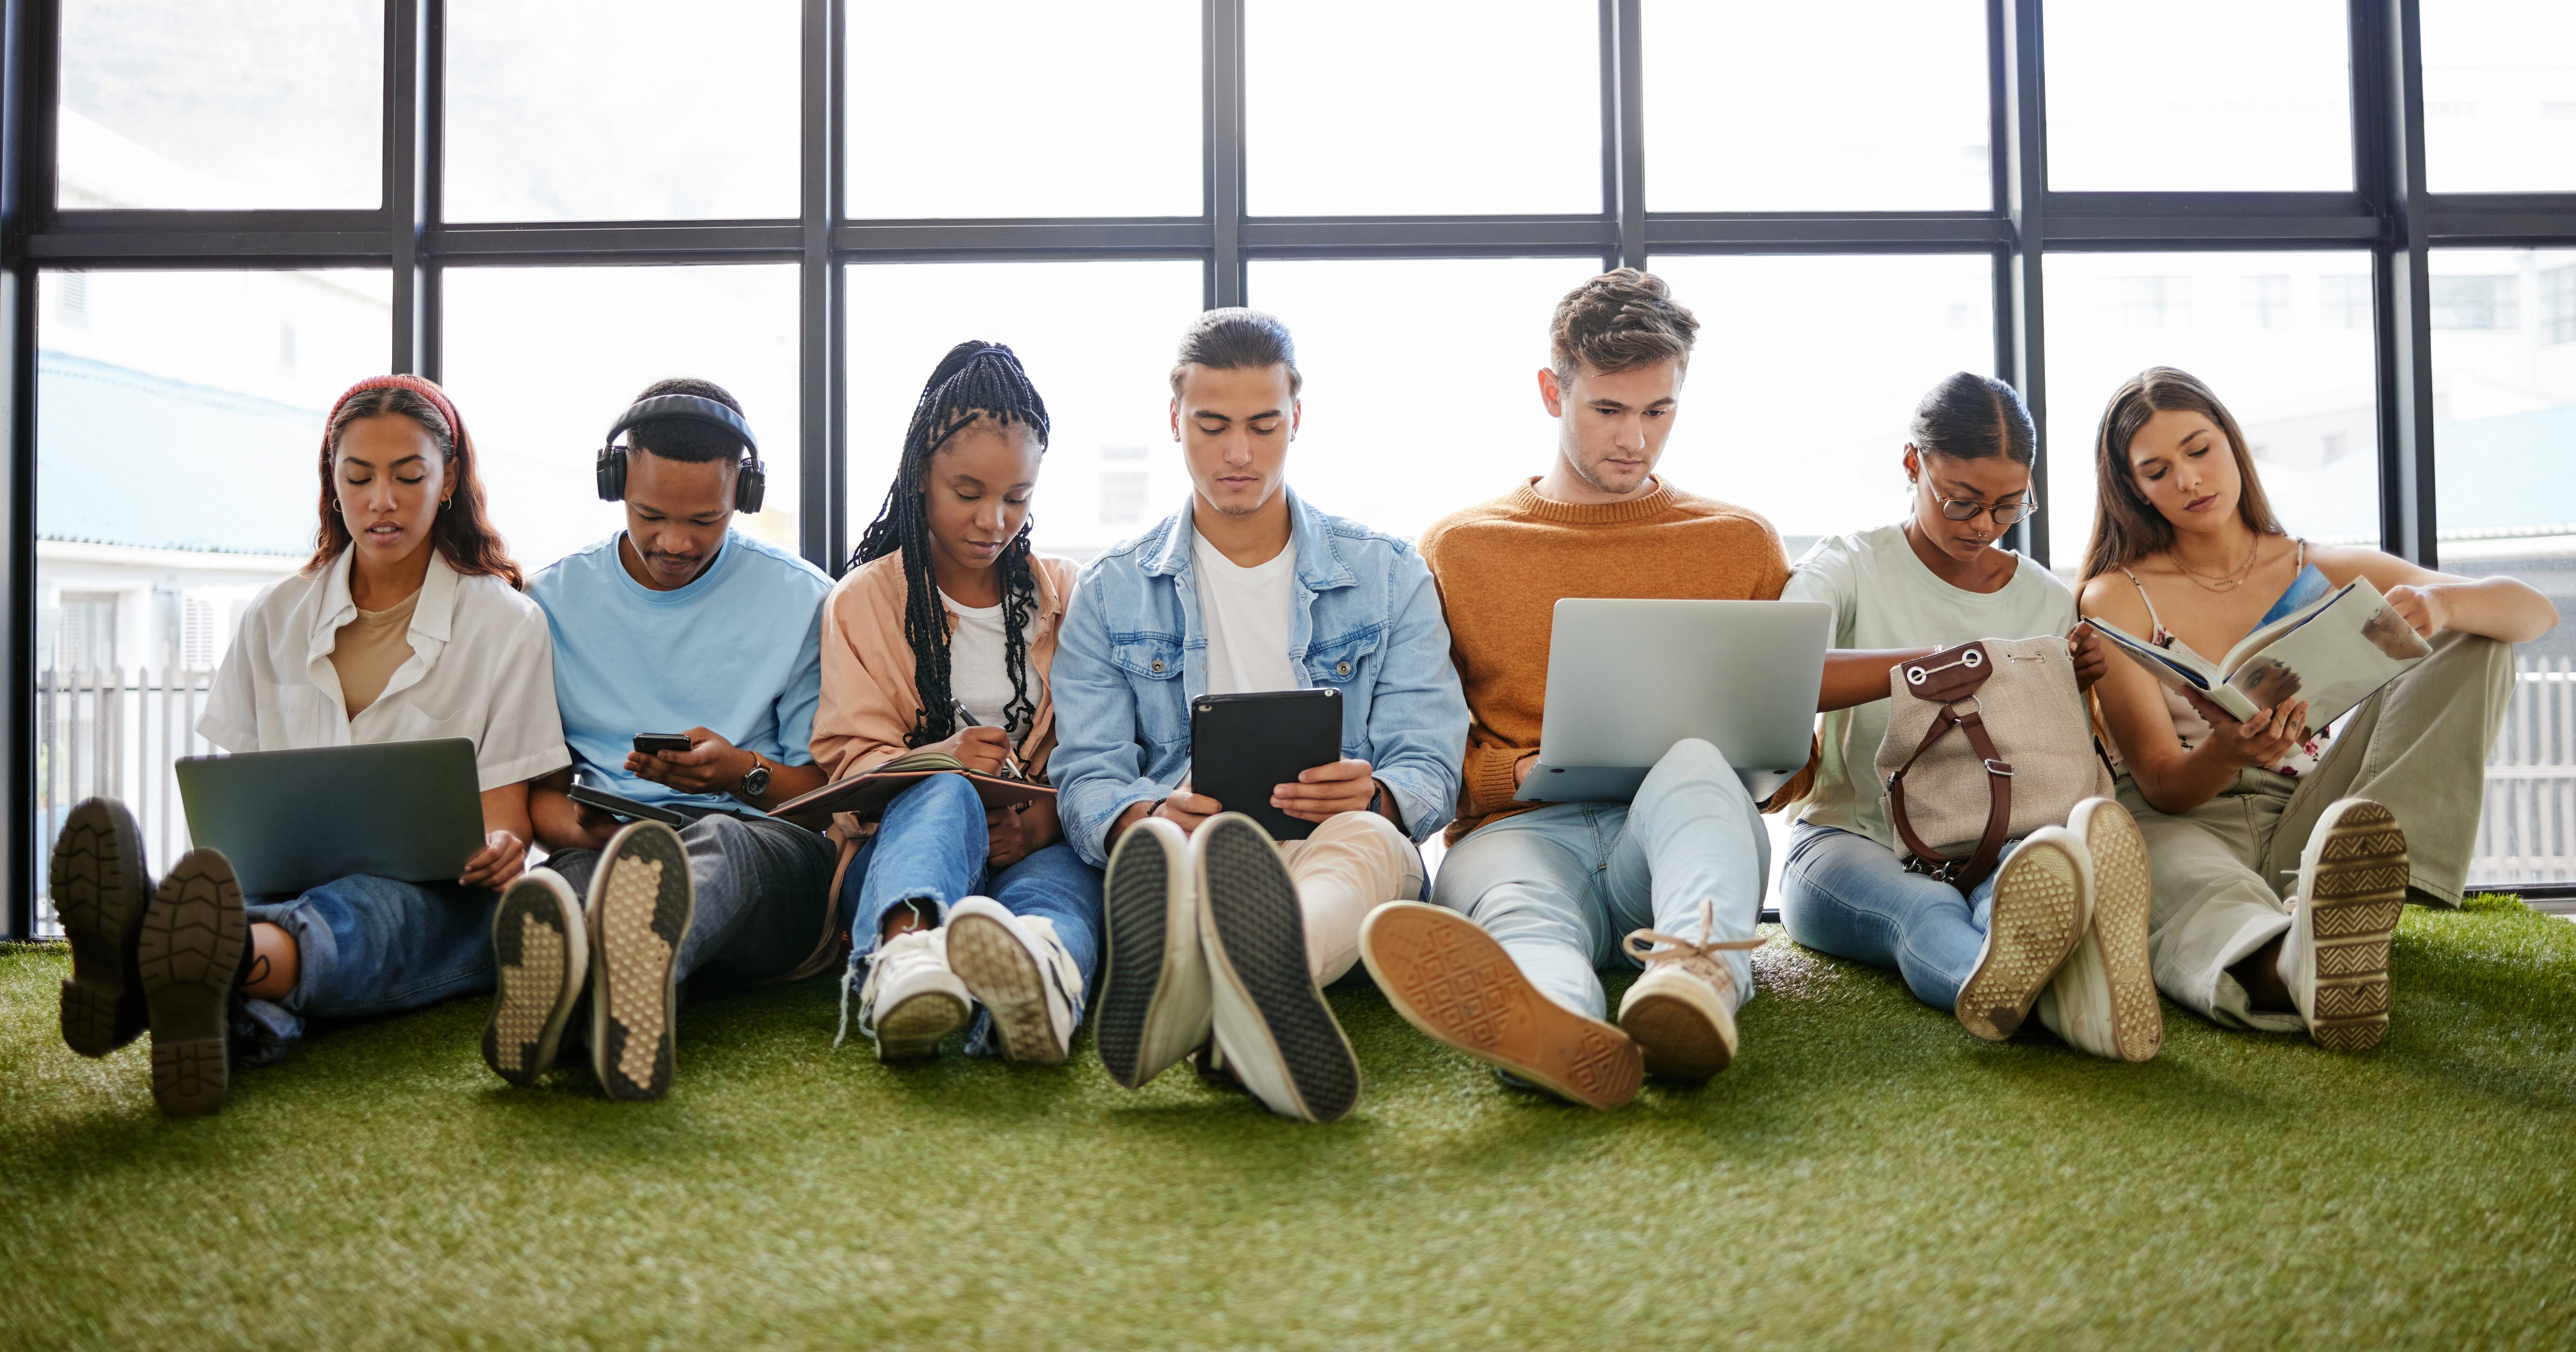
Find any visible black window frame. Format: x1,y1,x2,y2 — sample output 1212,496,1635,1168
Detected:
3,0,2571,937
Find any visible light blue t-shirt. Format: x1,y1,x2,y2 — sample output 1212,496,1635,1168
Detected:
529,530,832,812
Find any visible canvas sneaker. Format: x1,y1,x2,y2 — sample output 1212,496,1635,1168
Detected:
1195,813,1362,1124
52,797,154,1058
1093,815,1211,1090
946,897,1084,1066
585,821,695,1100
2284,798,2408,1053
136,848,247,1118
1955,827,2090,1042
2036,797,2164,1062
1361,900,1642,1111
851,927,973,1061
482,868,590,1086
1616,899,1764,1080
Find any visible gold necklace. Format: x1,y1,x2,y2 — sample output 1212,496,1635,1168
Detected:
2169,533,2263,593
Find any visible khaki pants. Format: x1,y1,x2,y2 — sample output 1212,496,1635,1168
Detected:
2119,630,2514,1031
1276,811,1427,986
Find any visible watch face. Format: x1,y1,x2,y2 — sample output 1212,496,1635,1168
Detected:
743,762,769,796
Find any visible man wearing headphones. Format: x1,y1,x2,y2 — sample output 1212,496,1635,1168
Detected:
498,377,836,1102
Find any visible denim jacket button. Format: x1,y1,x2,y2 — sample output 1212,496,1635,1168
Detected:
1335,660,1352,677
1149,659,1165,674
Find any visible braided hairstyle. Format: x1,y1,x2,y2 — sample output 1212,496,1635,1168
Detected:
853,341,1052,750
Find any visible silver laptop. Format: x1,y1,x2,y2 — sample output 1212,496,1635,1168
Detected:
1514,598,1832,805
175,739,488,897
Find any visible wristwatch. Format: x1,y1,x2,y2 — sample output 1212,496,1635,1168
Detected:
736,751,771,801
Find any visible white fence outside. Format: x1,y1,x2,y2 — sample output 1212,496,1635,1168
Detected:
19,656,2576,935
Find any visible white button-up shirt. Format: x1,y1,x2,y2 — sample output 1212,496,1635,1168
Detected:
199,550,571,792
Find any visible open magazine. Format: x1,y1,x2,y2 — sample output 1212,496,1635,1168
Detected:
769,748,1054,830
2092,576,2432,726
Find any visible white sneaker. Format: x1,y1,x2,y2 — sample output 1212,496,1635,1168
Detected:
2285,798,2408,1052
1955,827,2090,1042
851,927,973,1062
1616,899,1763,1080
1093,816,1211,1090
1195,813,1361,1124
946,898,1084,1066
2038,798,2164,1062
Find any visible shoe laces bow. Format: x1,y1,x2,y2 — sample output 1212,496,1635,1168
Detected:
1621,900,1762,992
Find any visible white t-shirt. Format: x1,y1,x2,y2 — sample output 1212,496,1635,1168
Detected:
1193,531,1303,695
1782,522,2078,850
939,588,1040,732
200,551,571,792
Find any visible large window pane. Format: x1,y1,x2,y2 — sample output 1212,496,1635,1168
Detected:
446,1,799,222
2040,252,2380,570
844,262,1205,562
1645,255,1996,561
1246,258,1601,540
2428,248,2576,888
2044,0,2352,191
442,266,802,577
1245,1,1598,216
846,2,1200,219
33,269,391,933
1645,0,1989,211
58,0,380,209
2422,1,2576,192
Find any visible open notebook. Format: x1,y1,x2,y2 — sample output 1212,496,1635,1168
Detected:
769,749,1054,830
2092,576,2432,726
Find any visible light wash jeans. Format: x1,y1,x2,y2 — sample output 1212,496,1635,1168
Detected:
1429,738,1767,1020
241,876,501,1059
1777,822,2017,1011
842,774,1104,1046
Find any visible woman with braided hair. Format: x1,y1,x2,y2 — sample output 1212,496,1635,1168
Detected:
810,340,1102,1066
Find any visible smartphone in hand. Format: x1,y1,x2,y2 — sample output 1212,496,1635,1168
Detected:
633,733,694,755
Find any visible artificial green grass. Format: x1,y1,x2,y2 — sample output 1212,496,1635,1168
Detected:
4,898,2572,1350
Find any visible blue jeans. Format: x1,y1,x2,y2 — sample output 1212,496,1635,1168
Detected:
842,775,1104,1043
1429,738,1768,1021
241,876,500,1055
1777,822,2014,1011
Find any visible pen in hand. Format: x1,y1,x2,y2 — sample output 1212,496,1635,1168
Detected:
952,699,1026,781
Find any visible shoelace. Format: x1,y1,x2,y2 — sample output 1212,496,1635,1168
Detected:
1620,900,1762,1001
833,930,945,1050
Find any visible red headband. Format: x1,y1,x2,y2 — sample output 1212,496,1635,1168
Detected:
319,374,471,461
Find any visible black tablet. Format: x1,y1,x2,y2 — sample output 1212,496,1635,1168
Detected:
1189,688,1343,842
567,782,693,829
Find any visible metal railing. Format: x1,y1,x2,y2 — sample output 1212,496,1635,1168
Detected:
2470,657,2576,890
33,668,217,935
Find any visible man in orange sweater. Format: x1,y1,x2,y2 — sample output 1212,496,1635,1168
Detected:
1359,269,1789,1110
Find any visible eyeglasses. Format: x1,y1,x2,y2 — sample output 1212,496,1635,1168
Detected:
1926,488,2034,528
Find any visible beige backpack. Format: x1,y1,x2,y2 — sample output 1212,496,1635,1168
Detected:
1873,636,2114,891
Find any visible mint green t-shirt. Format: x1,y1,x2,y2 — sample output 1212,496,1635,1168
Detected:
1782,522,2078,850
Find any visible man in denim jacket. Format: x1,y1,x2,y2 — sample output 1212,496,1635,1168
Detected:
1051,309,1467,1124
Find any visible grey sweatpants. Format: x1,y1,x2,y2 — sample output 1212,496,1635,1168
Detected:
546,810,836,991
2120,630,2514,1031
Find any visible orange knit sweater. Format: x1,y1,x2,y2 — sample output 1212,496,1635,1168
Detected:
1417,477,1794,843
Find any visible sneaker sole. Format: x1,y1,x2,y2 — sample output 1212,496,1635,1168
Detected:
2079,804,2164,1063
947,911,1069,1066
2306,801,2407,1053
483,877,587,1087
137,852,245,1118
870,987,972,1060
1956,838,2087,1042
590,824,694,1101
52,799,152,1058
1199,817,1360,1123
1095,826,1190,1089
1361,902,1640,1111
1619,987,1736,1081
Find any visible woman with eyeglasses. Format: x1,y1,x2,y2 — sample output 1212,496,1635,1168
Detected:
1775,372,2163,1062
2077,367,2553,1054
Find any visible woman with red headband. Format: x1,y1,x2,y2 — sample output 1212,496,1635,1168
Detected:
47,375,569,1117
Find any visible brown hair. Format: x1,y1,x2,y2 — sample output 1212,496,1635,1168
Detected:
2081,366,2285,581
1549,268,1699,382
307,375,524,589
1169,308,1302,398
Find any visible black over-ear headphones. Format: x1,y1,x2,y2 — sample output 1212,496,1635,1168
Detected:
595,393,767,514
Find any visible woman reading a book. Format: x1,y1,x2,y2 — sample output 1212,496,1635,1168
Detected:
810,341,1100,1066
1777,373,2160,1063
2077,366,2555,1051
